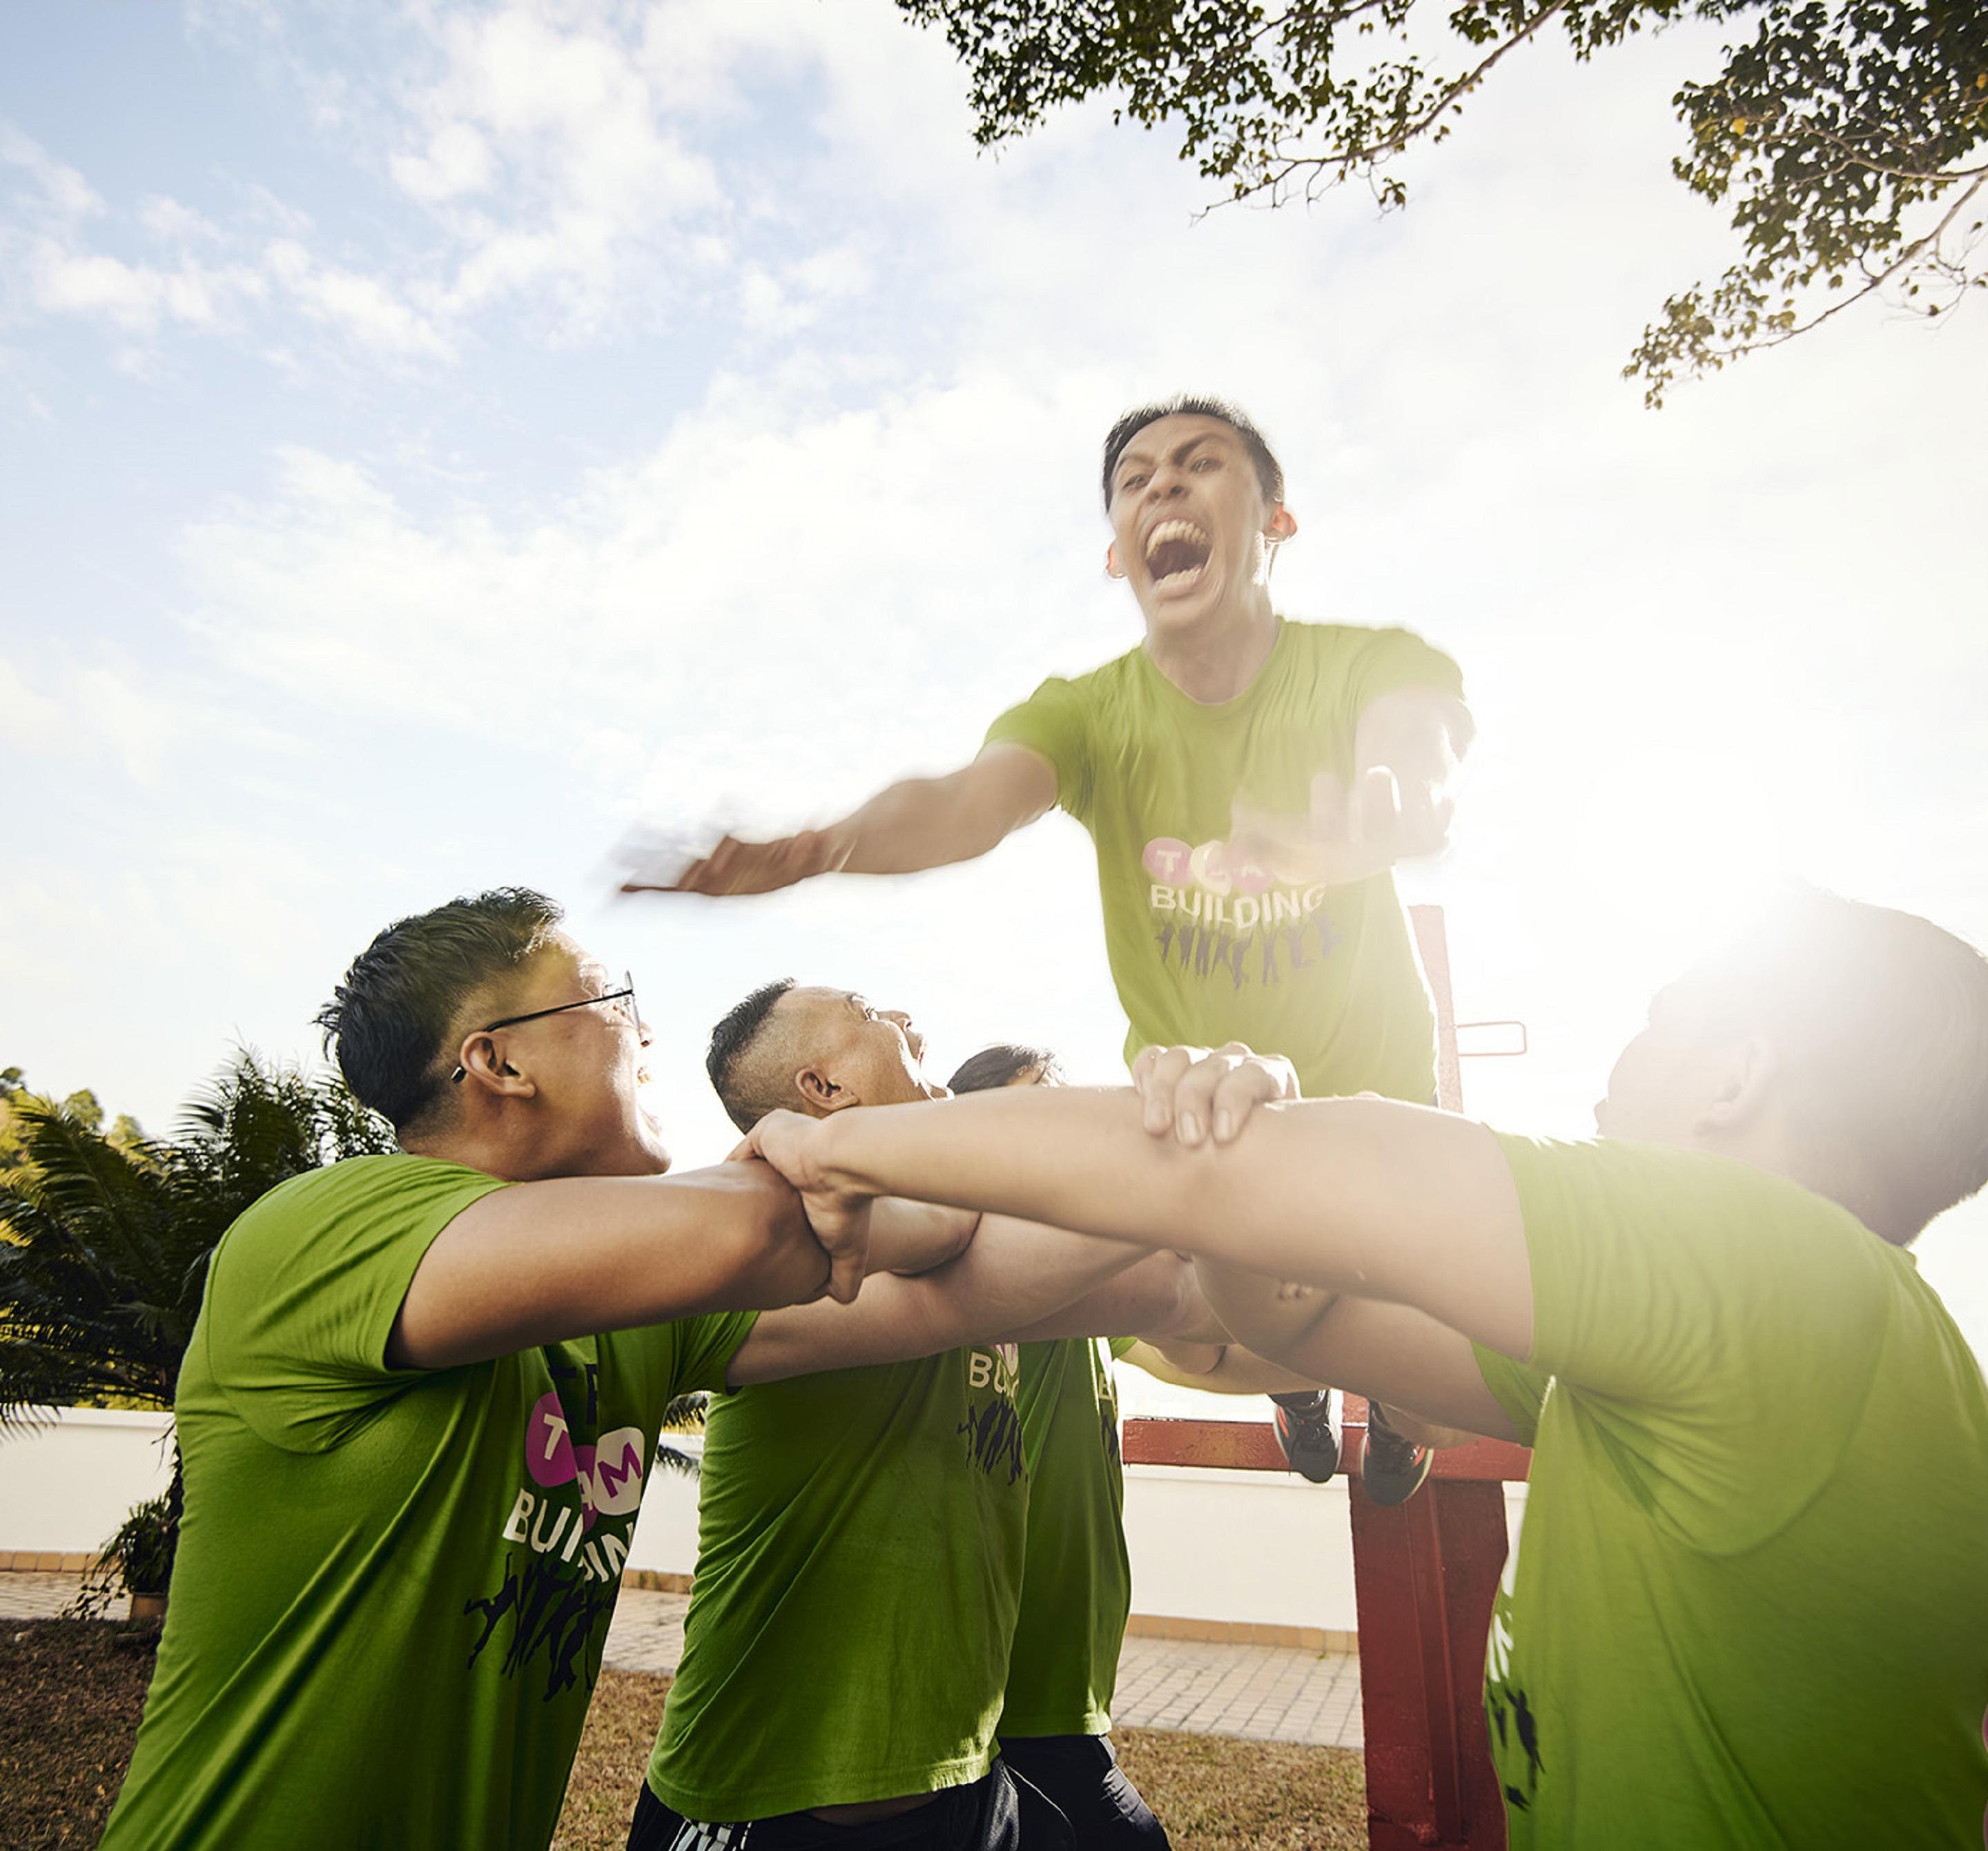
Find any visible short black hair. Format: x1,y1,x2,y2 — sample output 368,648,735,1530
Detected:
315,888,564,1134
708,979,798,1133
948,1044,1063,1094
1694,886,1988,1244
1101,396,1285,510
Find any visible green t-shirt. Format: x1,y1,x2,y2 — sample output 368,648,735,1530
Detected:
999,1336,1135,1737
647,1341,1030,1819
1479,1134,1988,1848
99,1154,755,1851
986,619,1467,1100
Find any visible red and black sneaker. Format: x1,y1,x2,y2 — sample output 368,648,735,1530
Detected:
1359,1402,1433,1506
1269,1388,1342,1484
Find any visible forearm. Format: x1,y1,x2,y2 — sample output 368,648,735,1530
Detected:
865,1198,980,1275
832,744,1053,875
730,1214,1145,1383
832,776,1006,874
812,1087,1532,1357
1201,1278,1520,1441
997,1249,1190,1342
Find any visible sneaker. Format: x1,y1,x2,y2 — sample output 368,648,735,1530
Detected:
1360,1402,1432,1506
1270,1388,1341,1484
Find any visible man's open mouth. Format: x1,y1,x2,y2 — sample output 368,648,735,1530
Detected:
1144,519,1211,593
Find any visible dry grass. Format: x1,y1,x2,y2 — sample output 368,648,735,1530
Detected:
0,1628,1366,1851
554,1669,1366,1850
0,1620,160,1850
1115,1725,1367,1850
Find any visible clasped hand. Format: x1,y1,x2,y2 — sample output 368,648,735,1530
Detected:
730,1111,869,1305
732,1044,1298,1301
1130,1042,1299,1147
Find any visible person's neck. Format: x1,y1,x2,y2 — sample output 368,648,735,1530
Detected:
402,1121,651,1182
1143,594,1278,705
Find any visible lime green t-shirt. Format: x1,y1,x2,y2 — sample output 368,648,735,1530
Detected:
998,1335,1136,1738
646,1341,1030,1819
985,619,1466,1100
1479,1134,1988,1848
99,1154,755,1851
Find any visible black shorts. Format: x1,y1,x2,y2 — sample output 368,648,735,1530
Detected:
627,1761,1073,1850
996,1734,1170,1848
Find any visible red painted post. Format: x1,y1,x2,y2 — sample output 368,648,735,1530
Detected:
1347,1407,1528,1849
1124,907,1532,1849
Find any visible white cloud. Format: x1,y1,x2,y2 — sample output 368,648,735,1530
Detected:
0,121,102,220
389,120,494,203
139,195,223,242
21,235,266,331
264,238,452,357
390,0,724,323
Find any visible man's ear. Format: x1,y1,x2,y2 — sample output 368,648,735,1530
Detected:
796,1065,855,1113
1694,1036,1775,1136
1265,504,1298,543
1104,541,1128,580
455,1033,536,1101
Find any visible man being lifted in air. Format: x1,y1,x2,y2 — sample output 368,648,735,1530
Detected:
632,395,1474,1498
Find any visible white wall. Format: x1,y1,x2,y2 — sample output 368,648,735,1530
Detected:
563,1440,1537,1633
0,1410,176,1553
4,1410,1527,1631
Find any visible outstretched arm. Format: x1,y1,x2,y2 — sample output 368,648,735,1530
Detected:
387,1162,831,1370
750,1085,1534,1362
628,743,1056,898
728,1214,1156,1385
1193,1257,1518,1440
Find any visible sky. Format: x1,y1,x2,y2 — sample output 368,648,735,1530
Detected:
4,0,1986,1379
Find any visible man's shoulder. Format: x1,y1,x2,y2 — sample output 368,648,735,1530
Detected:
1011,643,1147,705
228,1153,495,1235
211,1154,506,1296
1278,616,1450,662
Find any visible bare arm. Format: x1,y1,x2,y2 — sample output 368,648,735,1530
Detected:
727,1213,1149,1386
1119,1336,1324,1395
864,1199,981,1276
646,744,1056,896
1195,1255,1519,1440
753,1086,1534,1361
387,1162,830,1370
997,1250,1194,1343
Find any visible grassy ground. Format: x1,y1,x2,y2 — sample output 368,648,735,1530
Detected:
0,1620,160,1849
1,1623,1366,1850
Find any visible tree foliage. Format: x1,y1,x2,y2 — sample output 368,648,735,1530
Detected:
0,1053,393,1431
893,0,1988,401
1,1052,394,1601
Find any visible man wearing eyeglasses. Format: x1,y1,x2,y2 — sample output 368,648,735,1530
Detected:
101,888,1167,1851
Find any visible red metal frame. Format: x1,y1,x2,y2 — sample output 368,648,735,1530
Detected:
1120,905,1532,1848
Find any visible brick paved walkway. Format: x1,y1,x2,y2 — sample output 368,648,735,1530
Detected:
2,1574,1362,1749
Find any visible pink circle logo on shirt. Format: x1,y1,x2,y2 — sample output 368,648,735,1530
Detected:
1142,837,1191,882
525,1392,578,1488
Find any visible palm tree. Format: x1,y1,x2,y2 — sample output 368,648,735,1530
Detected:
0,1051,396,1605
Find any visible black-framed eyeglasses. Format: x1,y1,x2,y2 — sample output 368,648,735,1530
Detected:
450,971,640,1083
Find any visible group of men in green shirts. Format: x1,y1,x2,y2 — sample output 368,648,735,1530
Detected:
100,398,1988,1848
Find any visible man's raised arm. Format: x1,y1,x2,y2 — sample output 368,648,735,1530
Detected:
387,1162,832,1370
628,744,1056,898
747,1085,1535,1362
